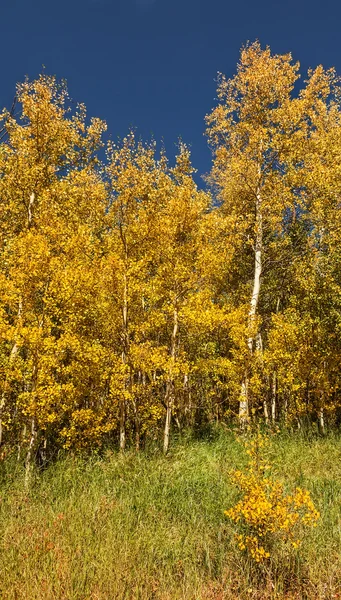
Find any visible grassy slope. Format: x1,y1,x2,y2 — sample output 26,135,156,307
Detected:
0,430,341,599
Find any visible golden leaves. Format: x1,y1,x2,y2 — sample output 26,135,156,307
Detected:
1,44,341,457
225,432,320,563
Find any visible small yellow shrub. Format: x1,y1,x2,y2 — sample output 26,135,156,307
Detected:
225,432,320,563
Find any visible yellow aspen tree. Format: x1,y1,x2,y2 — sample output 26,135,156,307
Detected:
268,64,341,428
0,75,107,477
146,146,211,452
205,42,333,424
105,134,172,449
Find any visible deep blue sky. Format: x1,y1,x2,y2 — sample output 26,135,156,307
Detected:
1,0,338,184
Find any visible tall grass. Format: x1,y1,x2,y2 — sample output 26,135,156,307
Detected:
0,429,341,599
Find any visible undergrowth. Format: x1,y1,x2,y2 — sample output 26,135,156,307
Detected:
0,429,341,599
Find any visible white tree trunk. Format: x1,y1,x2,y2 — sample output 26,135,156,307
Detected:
0,297,22,445
28,192,35,227
263,399,270,425
318,405,325,435
271,372,277,424
239,183,262,425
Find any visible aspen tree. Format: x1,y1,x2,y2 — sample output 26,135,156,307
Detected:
0,76,107,473
149,146,211,452
105,134,172,449
206,42,328,423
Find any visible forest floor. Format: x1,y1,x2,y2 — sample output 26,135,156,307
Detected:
0,428,341,599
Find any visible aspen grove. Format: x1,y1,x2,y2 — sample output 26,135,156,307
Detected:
2,43,341,473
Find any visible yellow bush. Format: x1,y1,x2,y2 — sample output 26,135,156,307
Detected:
225,432,320,563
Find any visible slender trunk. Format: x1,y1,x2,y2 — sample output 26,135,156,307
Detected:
24,417,37,488
28,192,35,227
164,402,172,454
183,373,193,427
284,392,288,425
133,371,143,452
318,408,325,435
239,181,262,426
0,297,22,445
318,366,326,435
239,378,249,426
24,352,39,487
132,394,140,451
135,421,140,451
163,306,178,454
271,372,277,424
40,436,47,466
318,392,325,435
174,414,181,431
119,399,126,451
120,269,129,451
263,399,270,425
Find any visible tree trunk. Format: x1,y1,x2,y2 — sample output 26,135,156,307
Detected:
120,269,129,451
24,417,37,488
27,192,35,228
263,399,270,425
239,379,249,426
318,408,325,435
0,297,22,446
119,397,126,451
271,372,277,424
163,306,178,454
132,371,143,452
239,183,262,425
284,392,288,425
164,400,172,454
318,392,325,435
24,352,39,487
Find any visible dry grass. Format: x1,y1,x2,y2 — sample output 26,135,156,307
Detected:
0,429,341,599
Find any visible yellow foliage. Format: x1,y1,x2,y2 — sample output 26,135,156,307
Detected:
225,432,320,563
2,44,341,463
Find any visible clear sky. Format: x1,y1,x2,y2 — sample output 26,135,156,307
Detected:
1,0,338,184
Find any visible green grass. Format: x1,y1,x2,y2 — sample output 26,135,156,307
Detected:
1,429,341,599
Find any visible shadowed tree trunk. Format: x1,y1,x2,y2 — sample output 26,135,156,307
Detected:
163,306,178,454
